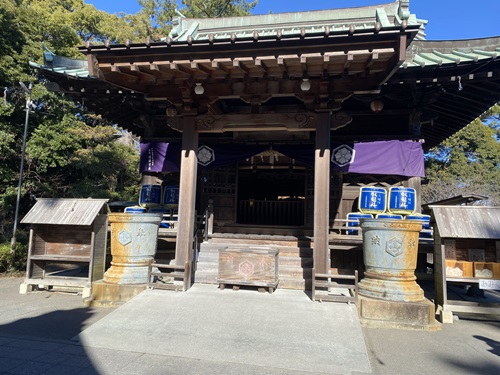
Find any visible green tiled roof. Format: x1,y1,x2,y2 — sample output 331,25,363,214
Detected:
30,49,90,78
170,1,427,42
403,37,500,68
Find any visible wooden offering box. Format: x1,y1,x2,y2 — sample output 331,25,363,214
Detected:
445,260,473,278
474,262,500,279
218,247,279,293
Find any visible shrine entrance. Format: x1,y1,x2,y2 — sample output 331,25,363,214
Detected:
237,168,306,226
235,150,306,226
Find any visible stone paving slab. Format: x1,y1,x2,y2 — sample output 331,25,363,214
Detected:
77,284,371,374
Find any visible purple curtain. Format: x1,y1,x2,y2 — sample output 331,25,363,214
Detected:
344,140,425,177
140,140,425,177
139,142,180,173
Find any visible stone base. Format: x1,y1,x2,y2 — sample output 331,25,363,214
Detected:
357,295,441,331
84,280,147,307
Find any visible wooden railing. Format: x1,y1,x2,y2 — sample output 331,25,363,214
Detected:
237,199,305,226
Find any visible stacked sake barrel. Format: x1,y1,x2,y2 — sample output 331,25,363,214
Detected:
124,178,180,229
346,186,431,236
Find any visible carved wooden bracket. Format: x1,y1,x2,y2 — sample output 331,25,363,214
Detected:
167,111,352,133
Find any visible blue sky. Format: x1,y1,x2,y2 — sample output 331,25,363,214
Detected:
86,0,500,40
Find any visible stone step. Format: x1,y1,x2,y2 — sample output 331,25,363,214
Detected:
278,256,313,267
278,266,312,279
200,243,313,256
278,277,312,290
194,271,218,284
196,241,314,291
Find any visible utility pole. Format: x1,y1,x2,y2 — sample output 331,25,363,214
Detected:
10,82,32,267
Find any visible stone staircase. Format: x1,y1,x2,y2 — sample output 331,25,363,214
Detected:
194,234,314,290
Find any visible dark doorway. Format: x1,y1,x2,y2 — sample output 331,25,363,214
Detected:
237,168,305,226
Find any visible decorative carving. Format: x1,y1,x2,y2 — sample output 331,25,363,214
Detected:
196,116,220,130
167,116,182,131
117,229,132,246
288,113,315,128
331,111,352,129
386,237,403,257
409,238,416,249
239,260,254,277
371,235,381,246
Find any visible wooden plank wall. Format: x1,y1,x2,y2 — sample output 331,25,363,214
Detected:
33,224,92,257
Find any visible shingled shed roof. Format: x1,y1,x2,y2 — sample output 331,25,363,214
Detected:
430,206,500,240
21,198,109,226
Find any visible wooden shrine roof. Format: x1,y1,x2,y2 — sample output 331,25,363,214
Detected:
430,206,500,240
30,1,500,151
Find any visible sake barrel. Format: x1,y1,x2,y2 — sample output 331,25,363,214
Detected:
124,206,146,213
358,187,387,214
405,214,432,238
139,184,162,207
376,213,403,220
163,185,180,208
346,212,373,235
387,187,416,214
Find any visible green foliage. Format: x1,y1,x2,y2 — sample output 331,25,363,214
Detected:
0,1,143,242
179,0,257,17
423,106,500,206
0,230,28,272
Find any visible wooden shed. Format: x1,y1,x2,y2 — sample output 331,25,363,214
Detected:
431,206,500,322
20,198,109,298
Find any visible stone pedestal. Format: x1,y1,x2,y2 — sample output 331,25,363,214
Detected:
357,219,440,330
84,281,147,307
357,295,441,330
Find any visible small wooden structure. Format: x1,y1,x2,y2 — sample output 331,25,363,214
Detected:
218,247,279,293
147,260,191,292
312,269,358,304
20,198,109,298
431,206,500,322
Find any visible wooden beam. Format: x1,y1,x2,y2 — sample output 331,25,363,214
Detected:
193,112,319,132
378,33,407,86
175,117,199,266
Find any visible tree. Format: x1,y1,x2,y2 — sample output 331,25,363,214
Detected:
0,1,141,244
179,0,257,18
422,104,500,206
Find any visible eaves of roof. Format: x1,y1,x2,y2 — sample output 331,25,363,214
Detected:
402,37,500,68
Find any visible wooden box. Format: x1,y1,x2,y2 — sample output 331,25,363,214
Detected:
474,262,500,279
445,260,473,278
218,247,279,290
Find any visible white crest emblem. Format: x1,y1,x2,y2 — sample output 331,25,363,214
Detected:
331,144,355,167
197,145,215,166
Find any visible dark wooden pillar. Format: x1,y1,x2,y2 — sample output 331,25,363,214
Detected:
405,176,422,213
314,115,331,274
175,118,199,266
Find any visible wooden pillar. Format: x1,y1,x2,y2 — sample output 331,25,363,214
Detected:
405,176,422,213
175,118,199,266
314,115,331,274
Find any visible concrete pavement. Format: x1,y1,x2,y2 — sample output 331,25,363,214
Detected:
1,276,499,374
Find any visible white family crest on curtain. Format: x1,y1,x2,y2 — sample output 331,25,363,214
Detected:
331,144,355,167
197,145,215,166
